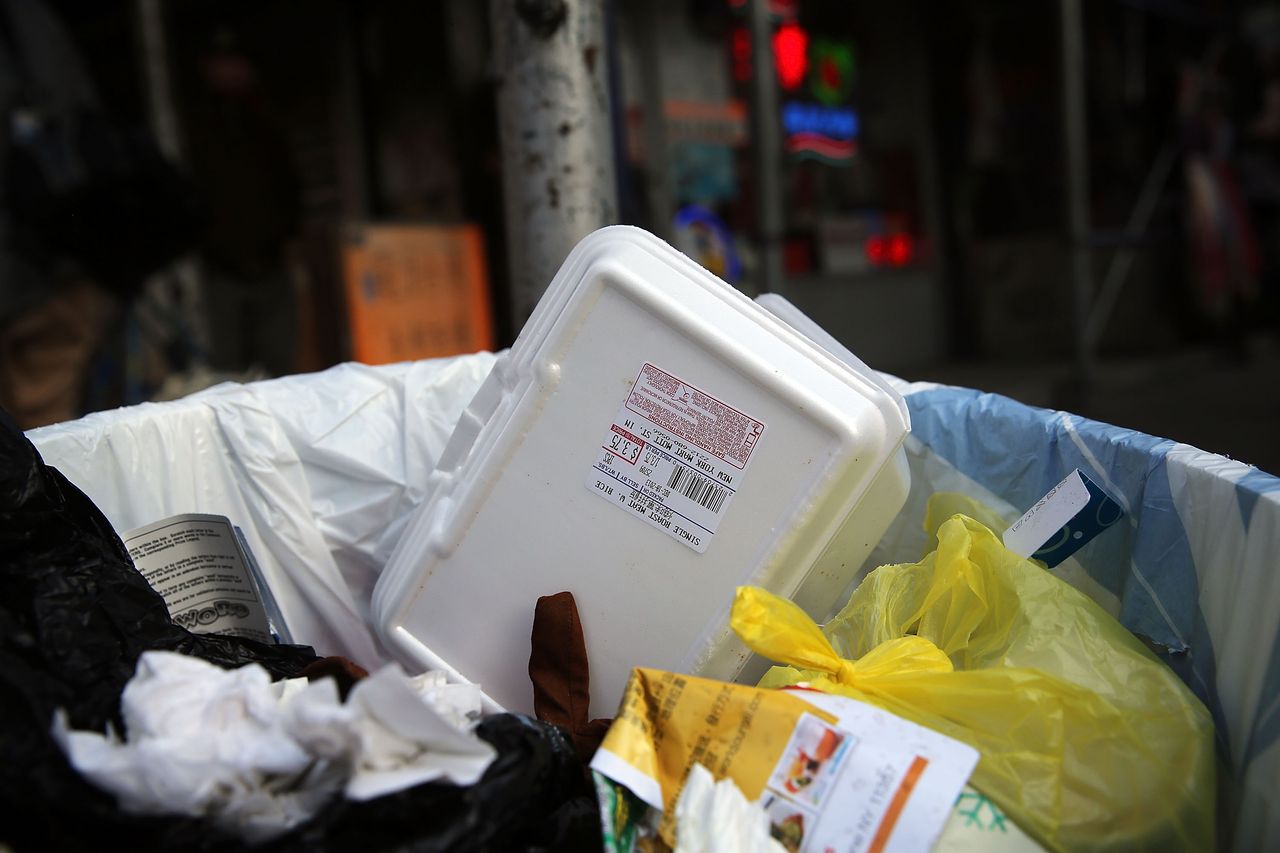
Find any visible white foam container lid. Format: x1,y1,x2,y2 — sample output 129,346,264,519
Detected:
373,226,910,715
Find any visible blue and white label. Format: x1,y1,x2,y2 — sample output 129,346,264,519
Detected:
1004,468,1125,566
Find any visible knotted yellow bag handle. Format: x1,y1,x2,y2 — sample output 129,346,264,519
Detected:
731,586,953,686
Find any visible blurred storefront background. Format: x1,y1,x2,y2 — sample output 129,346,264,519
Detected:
2,0,1277,468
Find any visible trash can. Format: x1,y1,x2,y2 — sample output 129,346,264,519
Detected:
29,347,1280,849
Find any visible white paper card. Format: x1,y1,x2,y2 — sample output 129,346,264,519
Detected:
1002,470,1091,559
767,690,981,853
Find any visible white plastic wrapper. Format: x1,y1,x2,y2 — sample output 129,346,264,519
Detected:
673,764,785,853
52,651,494,843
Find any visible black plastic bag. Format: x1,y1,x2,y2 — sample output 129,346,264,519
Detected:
274,714,603,852
0,408,319,850
1,410,602,851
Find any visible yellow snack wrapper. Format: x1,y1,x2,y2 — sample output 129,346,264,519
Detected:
592,668,979,852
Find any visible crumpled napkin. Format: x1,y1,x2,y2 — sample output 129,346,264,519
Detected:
674,763,786,853
52,651,495,843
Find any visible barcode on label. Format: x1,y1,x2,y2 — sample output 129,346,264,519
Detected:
667,466,728,513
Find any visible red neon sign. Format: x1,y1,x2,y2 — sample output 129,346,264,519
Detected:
865,233,914,267
887,233,913,266
732,27,752,83
772,22,808,91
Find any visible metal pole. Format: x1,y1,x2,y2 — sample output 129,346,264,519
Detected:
635,6,673,241
491,0,619,332
748,0,784,295
334,2,371,222
135,0,208,365
1084,143,1177,351
136,0,181,160
1060,0,1092,389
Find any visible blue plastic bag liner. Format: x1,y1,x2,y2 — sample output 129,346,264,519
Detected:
866,377,1280,851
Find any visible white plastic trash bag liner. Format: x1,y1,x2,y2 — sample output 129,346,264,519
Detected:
28,354,496,666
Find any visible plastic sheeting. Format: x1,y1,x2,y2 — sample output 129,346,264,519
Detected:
28,351,1280,849
736,521,1214,850
29,354,497,667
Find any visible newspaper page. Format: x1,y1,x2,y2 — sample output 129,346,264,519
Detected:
123,513,274,644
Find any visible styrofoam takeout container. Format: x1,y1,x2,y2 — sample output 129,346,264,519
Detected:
372,226,911,714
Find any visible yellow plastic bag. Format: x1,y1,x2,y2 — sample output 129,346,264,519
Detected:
731,510,1214,852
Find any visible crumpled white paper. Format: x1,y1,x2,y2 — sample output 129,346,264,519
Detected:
52,651,495,843
674,763,786,853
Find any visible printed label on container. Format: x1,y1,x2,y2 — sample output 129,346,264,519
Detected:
586,362,766,553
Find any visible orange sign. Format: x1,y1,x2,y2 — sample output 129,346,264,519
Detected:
342,224,494,364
